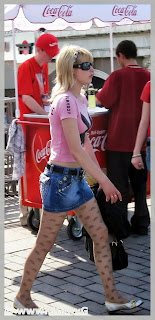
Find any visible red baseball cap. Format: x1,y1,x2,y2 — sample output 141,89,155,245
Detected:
36,33,59,57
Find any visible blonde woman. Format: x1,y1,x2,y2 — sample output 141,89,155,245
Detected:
14,45,143,314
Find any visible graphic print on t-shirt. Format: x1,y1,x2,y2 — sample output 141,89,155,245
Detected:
36,73,44,96
80,113,92,146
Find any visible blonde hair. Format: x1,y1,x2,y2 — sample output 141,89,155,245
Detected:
51,44,93,101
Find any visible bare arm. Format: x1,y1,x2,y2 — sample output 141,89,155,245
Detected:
22,95,48,115
61,118,122,203
131,101,150,169
96,96,102,106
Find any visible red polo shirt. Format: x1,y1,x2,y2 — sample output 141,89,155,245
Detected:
18,57,49,120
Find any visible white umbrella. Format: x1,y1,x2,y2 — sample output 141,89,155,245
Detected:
4,4,151,117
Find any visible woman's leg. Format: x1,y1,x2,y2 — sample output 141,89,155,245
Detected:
16,210,66,308
74,197,128,303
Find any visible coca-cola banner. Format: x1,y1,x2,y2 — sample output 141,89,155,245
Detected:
4,4,150,27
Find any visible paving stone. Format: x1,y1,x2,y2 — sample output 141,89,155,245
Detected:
73,261,97,272
115,268,147,279
31,291,59,304
5,262,24,272
115,275,146,287
5,291,17,302
134,309,150,315
5,269,21,282
139,283,150,291
67,268,94,278
4,278,18,287
129,255,150,265
127,248,149,258
32,283,63,295
139,299,150,310
136,290,150,300
125,243,148,250
4,288,13,294
140,275,150,283
54,292,86,304
139,260,150,267
64,275,93,287
80,291,104,304
38,275,67,287
140,267,150,274
87,274,102,285
85,283,105,294
115,282,143,294
58,283,90,295
42,269,71,279
4,254,26,265
127,261,147,271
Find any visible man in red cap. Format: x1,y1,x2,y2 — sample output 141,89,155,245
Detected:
18,33,59,120
17,33,59,226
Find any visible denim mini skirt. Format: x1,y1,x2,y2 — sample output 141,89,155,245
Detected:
39,164,94,213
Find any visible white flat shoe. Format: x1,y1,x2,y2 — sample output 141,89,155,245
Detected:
13,298,48,316
105,299,143,313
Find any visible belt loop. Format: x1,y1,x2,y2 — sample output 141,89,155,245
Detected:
47,163,53,173
63,167,68,175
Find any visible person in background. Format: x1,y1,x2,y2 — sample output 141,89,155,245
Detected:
14,45,143,314
96,40,150,235
131,81,150,170
17,33,59,226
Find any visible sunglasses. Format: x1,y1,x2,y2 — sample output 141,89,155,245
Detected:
73,62,93,71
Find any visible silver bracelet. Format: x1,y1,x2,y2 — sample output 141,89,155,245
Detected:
132,154,141,158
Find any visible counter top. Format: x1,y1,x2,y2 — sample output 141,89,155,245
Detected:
4,97,16,103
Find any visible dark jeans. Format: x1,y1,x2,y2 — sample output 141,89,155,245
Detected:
106,151,150,230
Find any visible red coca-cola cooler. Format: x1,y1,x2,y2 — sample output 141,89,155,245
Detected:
20,108,109,209
21,114,51,209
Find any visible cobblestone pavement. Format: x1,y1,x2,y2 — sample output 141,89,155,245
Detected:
4,195,151,316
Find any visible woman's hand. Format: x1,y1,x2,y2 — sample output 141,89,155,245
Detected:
98,177,122,204
131,155,144,170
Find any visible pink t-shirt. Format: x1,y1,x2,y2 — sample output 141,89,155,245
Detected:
49,91,92,162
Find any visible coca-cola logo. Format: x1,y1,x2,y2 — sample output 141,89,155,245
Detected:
32,131,51,173
112,5,137,17
43,5,73,18
89,129,107,153
35,140,51,163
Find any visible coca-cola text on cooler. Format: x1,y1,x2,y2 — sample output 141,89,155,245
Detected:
35,140,51,163
43,5,73,18
112,5,137,17
32,132,51,173
89,130,107,153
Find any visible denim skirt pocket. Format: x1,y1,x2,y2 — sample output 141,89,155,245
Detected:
39,172,51,202
58,175,73,193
